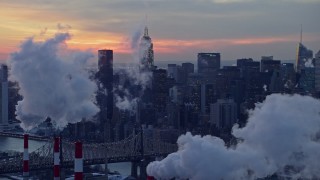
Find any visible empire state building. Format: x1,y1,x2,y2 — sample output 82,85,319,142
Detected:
139,26,154,70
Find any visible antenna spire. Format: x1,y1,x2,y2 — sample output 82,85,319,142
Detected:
144,26,149,37
144,14,149,37
300,24,303,44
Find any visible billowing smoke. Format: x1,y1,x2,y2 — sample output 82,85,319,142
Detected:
9,32,99,130
304,58,314,68
127,25,153,89
147,94,320,179
114,25,152,112
114,84,139,113
263,84,267,92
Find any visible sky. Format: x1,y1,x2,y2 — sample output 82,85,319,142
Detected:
0,0,320,64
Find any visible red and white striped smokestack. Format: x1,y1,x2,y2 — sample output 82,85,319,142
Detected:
54,137,60,180
147,176,155,180
74,141,83,180
23,134,29,177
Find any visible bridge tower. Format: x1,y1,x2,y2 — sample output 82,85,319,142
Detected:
131,126,148,179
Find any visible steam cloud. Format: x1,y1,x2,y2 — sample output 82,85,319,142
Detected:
9,32,99,130
304,58,314,68
114,25,152,112
147,94,320,179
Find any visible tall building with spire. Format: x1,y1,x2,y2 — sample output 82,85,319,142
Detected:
139,26,154,69
296,26,313,73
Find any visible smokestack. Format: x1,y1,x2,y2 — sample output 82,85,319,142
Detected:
23,134,29,177
74,141,83,180
54,137,60,180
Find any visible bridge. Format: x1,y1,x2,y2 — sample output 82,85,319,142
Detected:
0,131,177,178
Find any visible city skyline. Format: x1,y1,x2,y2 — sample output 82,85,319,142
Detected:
1,1,320,177
0,0,319,63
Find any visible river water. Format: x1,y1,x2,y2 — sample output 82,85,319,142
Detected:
0,136,131,176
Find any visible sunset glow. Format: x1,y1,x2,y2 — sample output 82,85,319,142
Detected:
0,0,319,62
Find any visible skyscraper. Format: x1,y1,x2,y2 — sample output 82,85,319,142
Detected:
97,50,113,122
152,69,173,112
280,63,296,91
197,53,220,73
315,50,320,93
296,28,313,73
260,56,281,73
237,59,262,99
237,58,253,68
210,99,237,129
181,63,194,74
140,26,154,69
299,67,315,93
179,63,194,84
200,84,215,114
167,64,178,80
186,73,202,111
0,65,8,130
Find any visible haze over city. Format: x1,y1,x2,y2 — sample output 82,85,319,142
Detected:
1,0,320,63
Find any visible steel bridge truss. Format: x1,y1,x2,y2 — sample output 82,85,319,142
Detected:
0,132,177,174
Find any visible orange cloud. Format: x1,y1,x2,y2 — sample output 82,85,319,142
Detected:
0,34,301,61
152,33,320,55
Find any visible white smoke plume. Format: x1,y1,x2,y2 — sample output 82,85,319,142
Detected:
304,58,314,68
147,94,320,179
128,24,153,89
115,85,139,113
9,32,99,130
263,84,267,92
114,25,153,112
